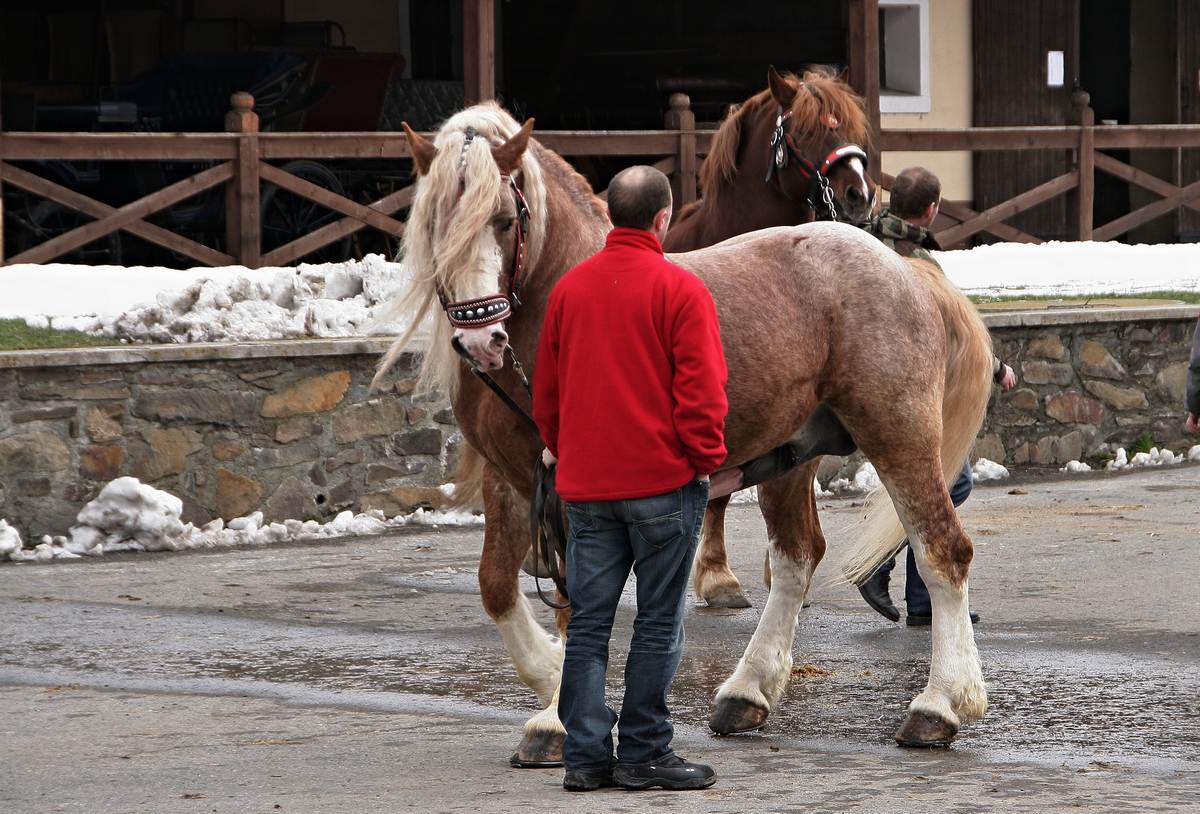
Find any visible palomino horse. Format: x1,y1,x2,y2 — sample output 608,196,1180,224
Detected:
377,104,993,762
664,66,875,609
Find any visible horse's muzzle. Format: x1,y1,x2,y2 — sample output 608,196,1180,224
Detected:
453,326,508,371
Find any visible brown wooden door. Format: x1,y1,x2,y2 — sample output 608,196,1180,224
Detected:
972,0,1079,241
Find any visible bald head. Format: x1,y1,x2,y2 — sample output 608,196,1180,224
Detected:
889,166,941,221
607,165,673,232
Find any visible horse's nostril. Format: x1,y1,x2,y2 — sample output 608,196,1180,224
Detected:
847,186,864,202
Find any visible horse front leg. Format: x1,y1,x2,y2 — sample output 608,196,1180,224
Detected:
692,495,752,608
478,466,566,766
709,463,825,733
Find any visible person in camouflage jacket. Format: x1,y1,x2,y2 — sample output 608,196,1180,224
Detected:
857,167,1014,626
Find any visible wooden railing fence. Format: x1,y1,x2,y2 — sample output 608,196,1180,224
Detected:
3,90,1200,267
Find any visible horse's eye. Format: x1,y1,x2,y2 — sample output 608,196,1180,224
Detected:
497,217,515,233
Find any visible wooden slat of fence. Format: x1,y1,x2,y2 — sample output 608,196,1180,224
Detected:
938,171,1078,246
1093,177,1200,241
261,185,414,267
259,163,405,237
880,127,1082,151
3,162,234,266
1093,126,1200,149
0,161,234,266
936,199,1041,244
0,133,236,161
1094,152,1200,216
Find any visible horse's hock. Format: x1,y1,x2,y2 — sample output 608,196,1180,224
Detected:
0,339,460,539
0,305,1196,539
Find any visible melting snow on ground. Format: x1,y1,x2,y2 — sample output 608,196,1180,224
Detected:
4,476,482,564
971,458,1010,482
0,254,417,343
936,240,1200,298
1104,446,1183,471
3,241,1200,344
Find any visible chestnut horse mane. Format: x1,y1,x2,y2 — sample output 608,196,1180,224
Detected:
699,67,872,205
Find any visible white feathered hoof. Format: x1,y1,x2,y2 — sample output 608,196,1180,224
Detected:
709,696,770,735
894,709,958,748
509,730,565,768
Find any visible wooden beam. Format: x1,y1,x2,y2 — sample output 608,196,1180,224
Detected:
261,185,415,267
938,171,1079,246
1075,100,1095,240
848,0,881,172
4,163,234,266
936,198,1042,244
664,94,697,206
463,0,496,104
880,127,1083,151
1092,125,1200,149
259,163,406,237
1095,151,1200,215
0,162,233,266
1093,177,1200,241
0,133,236,161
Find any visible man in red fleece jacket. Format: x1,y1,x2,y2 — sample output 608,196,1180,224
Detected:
534,165,728,792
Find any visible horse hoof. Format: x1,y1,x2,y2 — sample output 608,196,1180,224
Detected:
709,697,769,734
702,586,752,609
520,548,554,579
509,730,565,768
894,710,958,748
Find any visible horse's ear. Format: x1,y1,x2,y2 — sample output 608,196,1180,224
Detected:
492,118,535,174
767,65,797,109
837,65,851,84
403,122,437,175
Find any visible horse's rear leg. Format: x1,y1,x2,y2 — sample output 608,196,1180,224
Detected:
709,461,825,733
693,495,752,608
869,452,987,746
478,466,566,766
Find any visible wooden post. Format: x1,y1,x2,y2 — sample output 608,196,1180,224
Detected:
224,92,260,267
848,0,881,174
1073,88,1095,241
463,0,496,104
665,93,697,208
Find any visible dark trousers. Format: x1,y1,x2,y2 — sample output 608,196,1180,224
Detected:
559,479,709,770
877,460,974,615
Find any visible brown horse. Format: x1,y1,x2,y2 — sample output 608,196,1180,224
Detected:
664,66,876,609
378,103,993,763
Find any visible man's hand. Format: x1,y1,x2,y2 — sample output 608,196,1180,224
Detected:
1000,364,1017,392
707,468,744,500
542,448,558,467
1186,413,1200,434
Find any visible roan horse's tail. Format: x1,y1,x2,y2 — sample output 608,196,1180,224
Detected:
839,261,994,585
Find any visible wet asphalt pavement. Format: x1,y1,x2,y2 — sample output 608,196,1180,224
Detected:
2,467,1198,813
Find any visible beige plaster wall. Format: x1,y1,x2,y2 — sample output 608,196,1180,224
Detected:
880,0,974,202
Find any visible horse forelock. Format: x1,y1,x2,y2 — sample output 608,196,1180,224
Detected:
377,103,550,397
697,68,870,204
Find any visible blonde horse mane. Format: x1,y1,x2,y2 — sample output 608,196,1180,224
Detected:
699,67,872,205
372,103,550,397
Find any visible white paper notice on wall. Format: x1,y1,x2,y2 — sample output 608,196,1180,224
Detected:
1047,51,1065,87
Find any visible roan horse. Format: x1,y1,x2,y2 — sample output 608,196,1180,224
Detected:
665,66,876,610
376,103,994,763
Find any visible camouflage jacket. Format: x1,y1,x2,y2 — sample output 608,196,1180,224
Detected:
863,210,942,266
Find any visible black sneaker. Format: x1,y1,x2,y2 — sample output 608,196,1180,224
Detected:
906,611,980,627
563,765,614,792
613,754,716,790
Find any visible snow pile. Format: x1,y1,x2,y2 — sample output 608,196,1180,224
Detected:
1105,446,1181,471
972,458,1010,482
851,462,881,492
4,476,484,564
1190,445,1200,462
936,241,1200,298
1061,460,1093,473
1,255,416,344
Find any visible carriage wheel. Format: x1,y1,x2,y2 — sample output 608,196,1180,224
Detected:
260,160,354,265
24,200,123,265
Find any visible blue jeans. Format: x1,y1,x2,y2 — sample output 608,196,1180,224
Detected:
878,459,974,615
559,479,709,770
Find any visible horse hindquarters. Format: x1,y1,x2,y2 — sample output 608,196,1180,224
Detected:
709,461,826,734
477,464,568,765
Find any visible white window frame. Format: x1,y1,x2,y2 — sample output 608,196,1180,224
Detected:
879,0,931,114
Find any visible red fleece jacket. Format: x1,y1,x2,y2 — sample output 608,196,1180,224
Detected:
533,227,728,502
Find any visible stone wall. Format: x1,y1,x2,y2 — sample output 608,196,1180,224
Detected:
1,306,1197,538
0,339,460,539
975,306,1198,467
